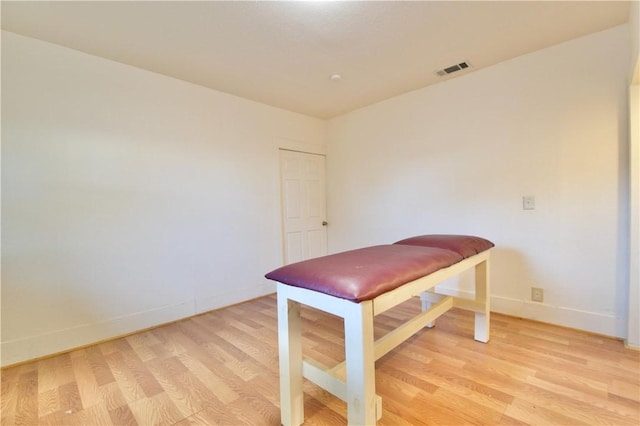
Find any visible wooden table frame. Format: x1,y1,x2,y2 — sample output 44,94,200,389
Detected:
277,249,491,426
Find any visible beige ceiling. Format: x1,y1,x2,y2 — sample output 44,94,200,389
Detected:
1,1,631,119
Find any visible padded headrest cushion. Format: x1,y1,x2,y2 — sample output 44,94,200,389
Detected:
394,234,494,259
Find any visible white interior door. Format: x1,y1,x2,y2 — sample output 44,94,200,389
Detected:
280,150,327,264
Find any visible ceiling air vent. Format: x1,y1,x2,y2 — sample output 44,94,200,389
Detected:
436,61,470,77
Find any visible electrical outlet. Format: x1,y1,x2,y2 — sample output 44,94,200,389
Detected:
531,287,544,303
523,196,535,210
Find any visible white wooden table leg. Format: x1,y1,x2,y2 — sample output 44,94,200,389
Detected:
474,259,490,343
278,287,304,426
420,291,436,328
344,300,377,426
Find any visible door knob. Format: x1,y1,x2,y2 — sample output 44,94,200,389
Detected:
322,221,328,226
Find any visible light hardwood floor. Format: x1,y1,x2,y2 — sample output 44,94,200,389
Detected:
2,294,639,425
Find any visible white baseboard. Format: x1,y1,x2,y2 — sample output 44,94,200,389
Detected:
491,295,626,338
1,300,194,367
195,282,273,314
1,283,274,368
435,286,625,339
2,284,628,368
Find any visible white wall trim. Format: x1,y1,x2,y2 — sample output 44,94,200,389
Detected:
276,137,326,156
434,286,625,340
1,282,277,367
1,300,194,367
627,81,640,348
491,295,625,339
195,284,272,315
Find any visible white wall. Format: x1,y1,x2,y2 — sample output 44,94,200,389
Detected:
1,31,325,366
327,25,630,337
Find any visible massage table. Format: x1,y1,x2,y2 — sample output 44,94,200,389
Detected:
266,235,494,425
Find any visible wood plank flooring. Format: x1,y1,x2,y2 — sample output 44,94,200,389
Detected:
2,294,639,425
